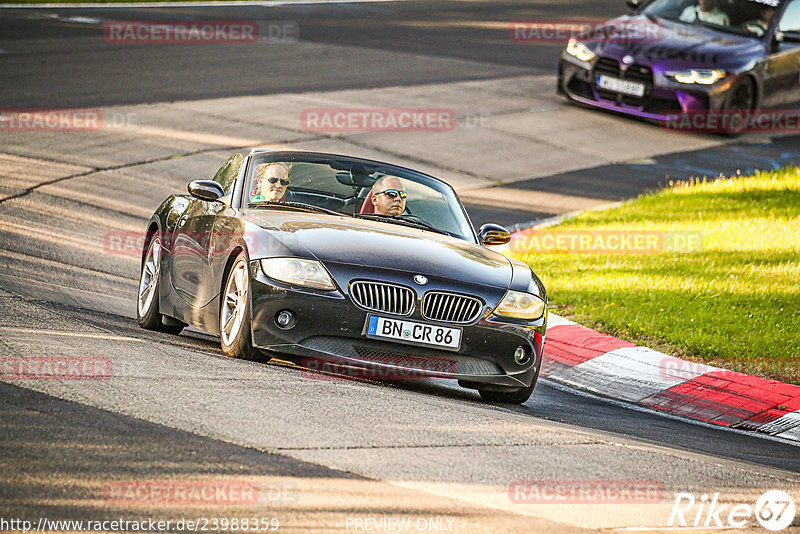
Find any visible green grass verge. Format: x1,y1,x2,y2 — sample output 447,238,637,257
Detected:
510,167,800,384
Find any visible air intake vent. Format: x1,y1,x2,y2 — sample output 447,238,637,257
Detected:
350,281,414,316
422,292,483,324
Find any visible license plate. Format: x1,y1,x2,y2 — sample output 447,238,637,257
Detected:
596,75,645,97
365,315,462,351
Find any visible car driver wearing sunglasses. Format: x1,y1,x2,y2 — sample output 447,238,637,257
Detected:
370,176,407,216
252,162,291,202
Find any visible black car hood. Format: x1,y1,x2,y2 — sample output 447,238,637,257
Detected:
244,210,514,288
593,15,763,71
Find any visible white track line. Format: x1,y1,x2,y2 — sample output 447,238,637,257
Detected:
2,0,404,9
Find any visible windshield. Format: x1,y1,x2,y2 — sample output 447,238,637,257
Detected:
243,153,477,242
643,0,780,36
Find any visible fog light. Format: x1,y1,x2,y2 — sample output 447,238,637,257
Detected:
514,346,531,365
275,310,296,329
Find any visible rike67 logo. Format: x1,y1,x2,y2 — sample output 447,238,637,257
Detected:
669,490,796,531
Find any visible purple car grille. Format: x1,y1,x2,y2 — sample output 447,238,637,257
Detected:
594,57,653,106
422,291,483,324
350,281,415,316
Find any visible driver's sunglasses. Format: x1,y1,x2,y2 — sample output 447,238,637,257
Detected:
377,189,407,200
265,176,290,186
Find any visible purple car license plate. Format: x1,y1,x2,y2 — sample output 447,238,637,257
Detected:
596,75,645,97
365,315,461,351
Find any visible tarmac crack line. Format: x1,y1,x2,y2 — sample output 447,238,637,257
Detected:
0,144,252,205
0,247,137,282
159,106,508,187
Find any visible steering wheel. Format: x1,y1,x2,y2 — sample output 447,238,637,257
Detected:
397,212,427,224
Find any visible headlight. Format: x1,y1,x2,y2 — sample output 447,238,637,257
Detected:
666,69,726,85
493,290,546,320
566,39,596,62
260,258,336,290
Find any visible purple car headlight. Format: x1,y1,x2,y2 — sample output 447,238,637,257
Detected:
566,38,596,63
665,69,726,85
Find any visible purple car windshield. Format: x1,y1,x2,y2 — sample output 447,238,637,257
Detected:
642,0,780,37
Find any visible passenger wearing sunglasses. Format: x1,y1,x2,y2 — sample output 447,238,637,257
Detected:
370,176,407,216
252,162,291,202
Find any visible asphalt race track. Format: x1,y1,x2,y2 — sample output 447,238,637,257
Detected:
1,0,799,532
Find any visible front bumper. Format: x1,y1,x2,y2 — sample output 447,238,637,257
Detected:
558,54,733,121
248,262,545,390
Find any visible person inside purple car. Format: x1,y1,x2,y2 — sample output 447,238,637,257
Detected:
680,0,731,25
743,4,777,36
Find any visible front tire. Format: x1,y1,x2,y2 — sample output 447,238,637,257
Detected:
220,253,270,362
478,365,540,405
478,381,536,404
722,77,755,135
137,235,184,335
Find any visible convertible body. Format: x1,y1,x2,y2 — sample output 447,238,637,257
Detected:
138,150,547,403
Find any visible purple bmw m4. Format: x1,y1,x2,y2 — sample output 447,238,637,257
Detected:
558,0,800,129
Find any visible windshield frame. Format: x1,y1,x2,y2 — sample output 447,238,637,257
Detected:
234,151,480,244
641,0,784,38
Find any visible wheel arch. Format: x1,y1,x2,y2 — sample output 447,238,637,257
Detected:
221,246,248,290
141,219,161,272
218,245,249,331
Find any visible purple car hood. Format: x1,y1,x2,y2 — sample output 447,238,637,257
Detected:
592,15,762,71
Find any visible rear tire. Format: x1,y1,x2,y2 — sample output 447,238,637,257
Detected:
220,253,271,363
137,235,184,335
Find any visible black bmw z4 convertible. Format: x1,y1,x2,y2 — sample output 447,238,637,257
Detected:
137,150,548,404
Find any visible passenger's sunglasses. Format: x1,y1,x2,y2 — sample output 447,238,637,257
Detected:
377,189,407,200
264,176,290,186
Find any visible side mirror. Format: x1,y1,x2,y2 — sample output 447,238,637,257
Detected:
479,223,511,245
626,0,641,10
188,180,225,201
